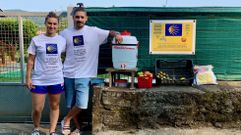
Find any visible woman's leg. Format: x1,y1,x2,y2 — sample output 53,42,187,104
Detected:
48,93,61,133
31,93,46,130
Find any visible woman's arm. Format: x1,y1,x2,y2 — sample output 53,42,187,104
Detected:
26,54,35,89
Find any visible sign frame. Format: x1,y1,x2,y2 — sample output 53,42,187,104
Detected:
149,20,196,55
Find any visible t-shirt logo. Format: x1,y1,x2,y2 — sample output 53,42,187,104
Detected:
46,44,58,54
73,35,84,46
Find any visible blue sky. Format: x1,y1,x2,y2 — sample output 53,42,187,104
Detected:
1,0,241,12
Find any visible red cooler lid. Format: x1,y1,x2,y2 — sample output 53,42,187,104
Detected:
112,30,138,44
121,30,131,36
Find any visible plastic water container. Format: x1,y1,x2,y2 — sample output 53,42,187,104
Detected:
112,32,138,69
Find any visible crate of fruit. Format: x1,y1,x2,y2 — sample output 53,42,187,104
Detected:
137,71,153,88
155,59,194,85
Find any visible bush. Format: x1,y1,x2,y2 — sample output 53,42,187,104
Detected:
0,18,38,47
0,18,38,62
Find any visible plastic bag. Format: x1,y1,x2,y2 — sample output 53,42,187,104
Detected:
193,65,218,85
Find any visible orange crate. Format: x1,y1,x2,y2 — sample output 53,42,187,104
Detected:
138,77,152,88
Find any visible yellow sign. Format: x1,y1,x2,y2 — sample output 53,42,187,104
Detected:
149,20,196,54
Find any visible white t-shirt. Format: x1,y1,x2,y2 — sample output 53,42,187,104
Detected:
60,25,109,78
27,34,66,85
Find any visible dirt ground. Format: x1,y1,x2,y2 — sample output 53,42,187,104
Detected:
95,128,241,135
1,123,241,135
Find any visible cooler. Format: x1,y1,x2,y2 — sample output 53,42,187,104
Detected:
112,30,138,69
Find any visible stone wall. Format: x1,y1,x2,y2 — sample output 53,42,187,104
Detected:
92,84,241,133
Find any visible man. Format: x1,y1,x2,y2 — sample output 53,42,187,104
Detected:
60,3,123,135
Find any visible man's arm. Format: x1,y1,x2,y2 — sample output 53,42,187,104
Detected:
109,30,123,44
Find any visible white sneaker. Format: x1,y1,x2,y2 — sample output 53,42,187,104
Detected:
50,132,58,135
70,129,81,135
31,129,40,135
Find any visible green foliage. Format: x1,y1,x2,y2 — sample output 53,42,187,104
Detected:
0,18,38,62
0,18,38,49
58,17,68,32
23,19,38,49
0,18,18,44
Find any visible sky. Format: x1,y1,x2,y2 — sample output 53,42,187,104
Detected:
1,0,241,12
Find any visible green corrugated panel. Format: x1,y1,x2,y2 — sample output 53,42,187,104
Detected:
86,7,241,80
86,7,241,13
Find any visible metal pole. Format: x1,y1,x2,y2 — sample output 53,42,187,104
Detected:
164,0,168,7
67,6,73,27
18,16,25,84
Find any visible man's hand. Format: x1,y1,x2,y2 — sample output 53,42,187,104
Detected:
115,34,123,44
109,31,123,44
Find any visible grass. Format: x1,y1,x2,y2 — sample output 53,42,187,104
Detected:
0,77,21,82
0,70,21,82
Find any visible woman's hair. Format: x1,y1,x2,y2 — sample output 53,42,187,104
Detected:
71,3,87,16
44,11,59,24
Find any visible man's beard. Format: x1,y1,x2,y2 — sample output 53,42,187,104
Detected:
75,22,84,29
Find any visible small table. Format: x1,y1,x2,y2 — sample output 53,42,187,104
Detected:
106,68,138,89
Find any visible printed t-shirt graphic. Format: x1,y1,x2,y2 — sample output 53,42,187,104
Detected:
46,44,58,54
45,43,59,69
72,35,86,62
73,35,84,46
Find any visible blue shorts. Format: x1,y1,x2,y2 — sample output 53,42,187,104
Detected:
30,83,64,94
64,78,91,109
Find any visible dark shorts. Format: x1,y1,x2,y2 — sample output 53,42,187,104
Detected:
30,83,64,94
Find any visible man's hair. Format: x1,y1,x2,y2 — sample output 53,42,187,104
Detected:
44,11,59,24
71,3,87,16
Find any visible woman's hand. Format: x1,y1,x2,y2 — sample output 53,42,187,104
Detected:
26,78,33,90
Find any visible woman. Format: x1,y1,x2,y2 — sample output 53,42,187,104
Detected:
26,12,66,135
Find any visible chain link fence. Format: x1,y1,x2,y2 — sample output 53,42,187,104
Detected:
0,12,67,84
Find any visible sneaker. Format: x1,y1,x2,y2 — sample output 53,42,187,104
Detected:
31,129,40,135
70,129,81,135
50,132,58,135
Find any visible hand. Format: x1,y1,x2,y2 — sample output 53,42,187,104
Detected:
115,34,123,44
26,78,33,90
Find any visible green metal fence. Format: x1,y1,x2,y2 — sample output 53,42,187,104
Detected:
85,7,241,80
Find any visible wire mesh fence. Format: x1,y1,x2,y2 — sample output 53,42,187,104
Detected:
0,12,67,83
0,16,20,82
